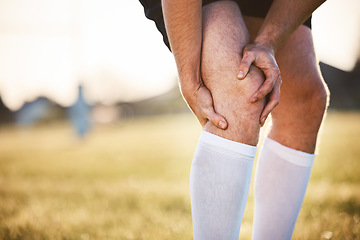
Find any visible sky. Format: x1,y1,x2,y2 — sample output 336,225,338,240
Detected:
0,0,177,110
312,0,360,71
0,0,359,111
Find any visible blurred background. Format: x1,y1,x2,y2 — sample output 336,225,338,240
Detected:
0,0,359,239
0,0,359,128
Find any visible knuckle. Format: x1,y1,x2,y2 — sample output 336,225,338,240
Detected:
210,117,220,125
264,78,273,84
263,80,273,89
242,50,249,57
200,107,209,116
202,107,213,118
262,85,273,95
270,68,280,77
274,68,281,76
243,50,254,60
268,79,276,87
272,99,280,107
242,50,249,59
257,92,267,99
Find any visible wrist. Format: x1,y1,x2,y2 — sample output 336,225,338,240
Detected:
253,38,277,53
254,22,285,53
178,69,202,93
180,80,202,102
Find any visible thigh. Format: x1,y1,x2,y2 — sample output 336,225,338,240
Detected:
201,1,266,145
244,16,328,152
244,17,322,95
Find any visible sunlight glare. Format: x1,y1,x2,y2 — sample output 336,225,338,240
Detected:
1,0,358,111
313,0,360,71
0,0,177,110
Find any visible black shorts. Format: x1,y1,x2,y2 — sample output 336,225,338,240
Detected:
139,0,312,50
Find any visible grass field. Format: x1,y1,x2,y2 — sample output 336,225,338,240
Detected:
0,111,359,240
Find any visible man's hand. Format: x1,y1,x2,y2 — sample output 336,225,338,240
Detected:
162,0,224,129
182,84,228,130
237,43,282,126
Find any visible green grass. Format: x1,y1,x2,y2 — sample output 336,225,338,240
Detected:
0,111,359,239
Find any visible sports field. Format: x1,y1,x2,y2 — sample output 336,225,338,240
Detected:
0,111,359,239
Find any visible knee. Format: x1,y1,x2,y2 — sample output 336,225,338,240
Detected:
202,65,266,145
200,28,266,144
295,75,329,117
308,78,330,115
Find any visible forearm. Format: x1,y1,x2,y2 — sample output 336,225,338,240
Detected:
255,0,326,51
161,0,203,95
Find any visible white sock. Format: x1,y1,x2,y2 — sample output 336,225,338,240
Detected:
190,131,257,240
252,137,315,240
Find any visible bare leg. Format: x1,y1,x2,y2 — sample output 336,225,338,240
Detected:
201,1,266,146
244,17,329,240
270,26,329,153
189,2,266,240
244,16,329,153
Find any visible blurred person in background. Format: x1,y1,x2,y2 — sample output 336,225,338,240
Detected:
139,0,329,239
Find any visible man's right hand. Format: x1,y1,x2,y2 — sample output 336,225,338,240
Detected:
182,83,228,130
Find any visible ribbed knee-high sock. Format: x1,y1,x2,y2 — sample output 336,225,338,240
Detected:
190,131,257,240
252,137,315,240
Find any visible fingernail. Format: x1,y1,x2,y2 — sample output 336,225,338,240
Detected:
219,120,226,129
251,97,257,103
238,71,244,78
261,116,267,125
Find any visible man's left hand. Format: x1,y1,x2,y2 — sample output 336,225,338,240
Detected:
237,43,282,126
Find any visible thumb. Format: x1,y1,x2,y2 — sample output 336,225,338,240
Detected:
237,52,254,80
207,110,228,130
